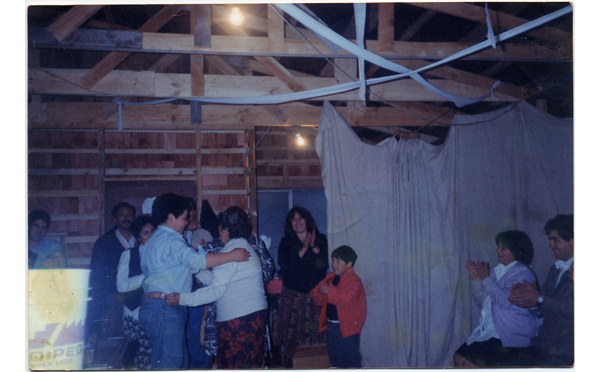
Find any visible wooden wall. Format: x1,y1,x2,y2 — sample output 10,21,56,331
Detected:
255,126,323,189
28,127,255,267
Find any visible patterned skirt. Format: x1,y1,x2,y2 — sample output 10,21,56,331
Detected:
122,315,152,370
216,309,267,369
272,285,325,356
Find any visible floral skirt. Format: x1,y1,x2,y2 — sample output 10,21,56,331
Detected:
216,309,267,369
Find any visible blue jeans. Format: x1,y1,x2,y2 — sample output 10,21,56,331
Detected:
139,296,189,370
187,305,212,368
326,321,362,368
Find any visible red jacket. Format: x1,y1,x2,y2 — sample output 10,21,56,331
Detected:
309,267,367,338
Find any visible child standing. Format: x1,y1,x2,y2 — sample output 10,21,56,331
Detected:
309,245,367,368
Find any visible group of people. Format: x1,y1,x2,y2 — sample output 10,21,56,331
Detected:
82,195,366,370
454,214,574,367
28,200,573,368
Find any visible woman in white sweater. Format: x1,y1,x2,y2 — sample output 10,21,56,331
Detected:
166,206,267,369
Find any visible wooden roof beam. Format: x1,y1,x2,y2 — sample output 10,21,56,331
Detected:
79,5,187,90
397,59,526,100
47,5,103,42
214,9,308,93
378,3,395,54
411,2,572,51
29,67,521,103
30,101,454,130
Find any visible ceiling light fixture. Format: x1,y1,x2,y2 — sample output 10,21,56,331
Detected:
230,7,244,26
295,133,306,146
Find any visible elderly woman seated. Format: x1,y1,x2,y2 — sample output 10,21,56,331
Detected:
166,206,268,369
454,230,538,367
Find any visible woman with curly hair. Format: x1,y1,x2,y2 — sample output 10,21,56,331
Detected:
273,206,329,357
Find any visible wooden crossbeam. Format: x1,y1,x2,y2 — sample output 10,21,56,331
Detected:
30,101,455,131
47,5,103,42
79,5,187,90
29,68,521,103
412,2,572,49
396,59,526,100
149,54,182,73
30,27,567,62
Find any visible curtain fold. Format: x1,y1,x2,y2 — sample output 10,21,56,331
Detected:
315,101,572,368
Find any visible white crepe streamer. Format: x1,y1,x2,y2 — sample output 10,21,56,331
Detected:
486,3,497,49
111,4,572,120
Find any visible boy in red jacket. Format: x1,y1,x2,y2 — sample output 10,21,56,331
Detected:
309,245,367,368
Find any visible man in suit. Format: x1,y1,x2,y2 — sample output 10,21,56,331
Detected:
88,202,137,340
508,214,574,367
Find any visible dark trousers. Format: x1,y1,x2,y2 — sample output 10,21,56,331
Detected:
326,321,362,368
509,345,574,367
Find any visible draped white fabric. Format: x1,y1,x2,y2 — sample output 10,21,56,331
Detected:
315,101,573,368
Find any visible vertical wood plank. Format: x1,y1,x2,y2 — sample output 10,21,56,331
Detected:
268,5,285,53
191,54,205,97
29,48,43,123
378,3,395,53
98,129,105,235
245,129,258,235
191,4,212,47
196,128,203,215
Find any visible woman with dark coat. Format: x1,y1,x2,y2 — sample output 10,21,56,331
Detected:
274,206,329,356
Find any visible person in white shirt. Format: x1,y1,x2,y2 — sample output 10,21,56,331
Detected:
116,214,156,370
454,230,538,367
166,206,268,369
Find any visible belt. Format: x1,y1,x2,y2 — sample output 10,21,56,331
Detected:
143,292,166,300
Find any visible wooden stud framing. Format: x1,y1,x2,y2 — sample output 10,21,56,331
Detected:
47,5,103,42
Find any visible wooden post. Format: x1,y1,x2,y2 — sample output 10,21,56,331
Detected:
378,3,395,53
196,127,203,217
245,129,258,236
98,128,106,235
191,4,211,48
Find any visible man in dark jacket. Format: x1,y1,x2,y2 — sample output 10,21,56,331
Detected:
508,214,574,367
88,202,137,340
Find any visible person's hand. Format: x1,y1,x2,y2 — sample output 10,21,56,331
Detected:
319,283,330,294
568,264,574,282
466,260,479,280
510,281,526,295
165,293,180,306
475,261,490,280
507,280,539,308
199,238,207,248
231,248,251,262
186,221,200,231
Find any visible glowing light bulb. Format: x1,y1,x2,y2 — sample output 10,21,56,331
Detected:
230,7,244,26
295,133,305,146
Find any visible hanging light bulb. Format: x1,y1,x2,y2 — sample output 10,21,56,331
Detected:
295,133,305,146
230,7,244,26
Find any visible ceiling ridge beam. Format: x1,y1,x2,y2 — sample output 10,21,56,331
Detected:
29,27,568,63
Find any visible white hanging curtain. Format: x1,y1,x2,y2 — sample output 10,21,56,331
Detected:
315,101,573,368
